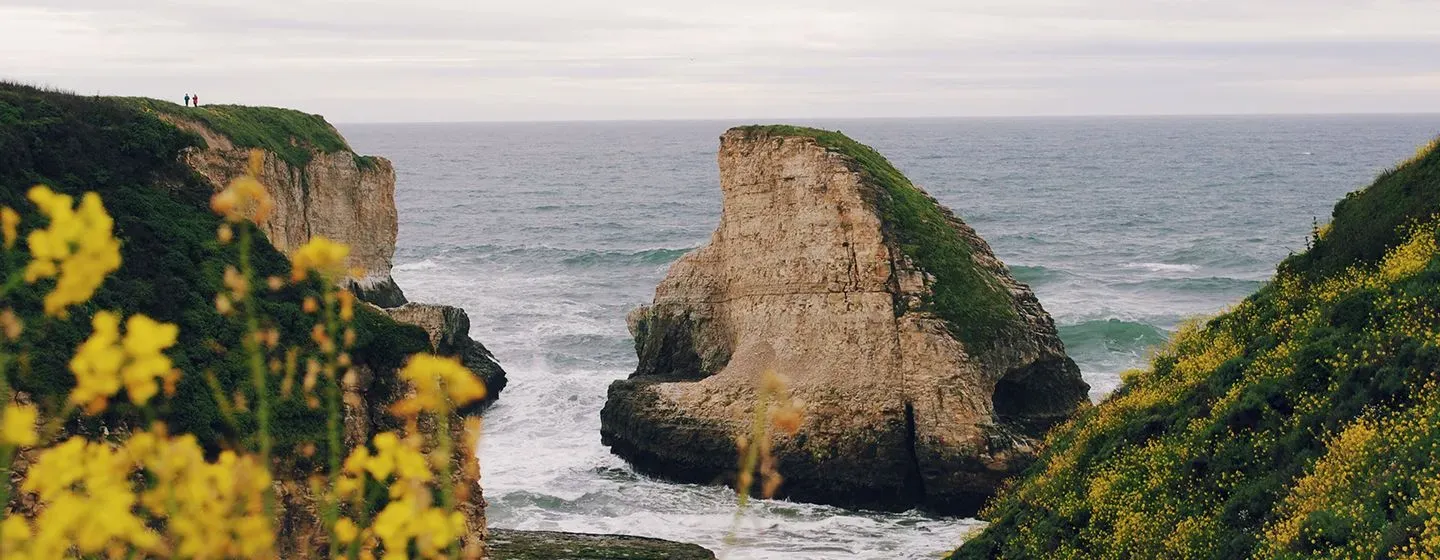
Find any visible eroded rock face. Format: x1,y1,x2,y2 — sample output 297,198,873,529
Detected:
167,116,408,307
600,126,1089,514
379,303,509,404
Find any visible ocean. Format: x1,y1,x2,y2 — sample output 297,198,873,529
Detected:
341,115,1440,559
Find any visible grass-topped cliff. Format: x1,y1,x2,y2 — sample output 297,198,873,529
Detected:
952,137,1440,558
122,97,366,168
734,125,1020,349
0,81,427,466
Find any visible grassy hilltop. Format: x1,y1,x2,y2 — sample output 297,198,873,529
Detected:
953,137,1440,558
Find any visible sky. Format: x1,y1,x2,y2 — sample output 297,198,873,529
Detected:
1,0,1437,122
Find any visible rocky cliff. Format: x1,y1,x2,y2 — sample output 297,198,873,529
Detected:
160,108,407,307
600,125,1089,514
146,103,508,399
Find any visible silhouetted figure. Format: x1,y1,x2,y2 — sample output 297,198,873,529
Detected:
184,94,190,107
192,94,199,107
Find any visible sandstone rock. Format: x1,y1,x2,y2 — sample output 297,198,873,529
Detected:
379,303,509,404
600,126,1089,515
164,114,408,307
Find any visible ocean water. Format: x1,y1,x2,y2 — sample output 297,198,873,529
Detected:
341,115,1440,559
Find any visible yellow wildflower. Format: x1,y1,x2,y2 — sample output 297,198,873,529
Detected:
391,353,486,417
1,206,17,249
22,186,122,316
0,403,39,447
0,515,29,544
211,150,274,224
69,311,179,412
0,308,22,341
339,288,355,321
291,236,350,282
334,517,360,544
19,437,162,557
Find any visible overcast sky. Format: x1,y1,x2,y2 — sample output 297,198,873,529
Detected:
1,0,1437,122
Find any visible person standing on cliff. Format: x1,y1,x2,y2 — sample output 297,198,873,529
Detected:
184,93,190,107
192,93,199,107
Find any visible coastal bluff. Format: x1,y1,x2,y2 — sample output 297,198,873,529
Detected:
155,103,407,307
601,125,1089,514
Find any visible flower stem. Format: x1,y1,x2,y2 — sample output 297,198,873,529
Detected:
238,225,274,518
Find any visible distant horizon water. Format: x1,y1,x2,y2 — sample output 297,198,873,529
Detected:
343,114,1440,559
334,111,1440,127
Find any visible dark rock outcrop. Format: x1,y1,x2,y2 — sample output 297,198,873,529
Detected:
379,303,509,403
487,530,716,560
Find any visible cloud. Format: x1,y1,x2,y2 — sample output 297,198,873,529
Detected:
1,0,1436,121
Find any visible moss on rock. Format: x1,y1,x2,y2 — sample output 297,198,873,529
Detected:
732,125,1019,349
487,530,715,560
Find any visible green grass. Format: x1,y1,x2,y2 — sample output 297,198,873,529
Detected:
733,125,1019,349
949,135,1440,559
122,97,353,168
1283,136,1440,279
0,81,428,468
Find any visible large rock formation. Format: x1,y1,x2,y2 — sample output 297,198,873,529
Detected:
165,114,408,307
601,126,1089,514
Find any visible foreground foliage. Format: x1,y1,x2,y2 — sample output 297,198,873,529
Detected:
1,82,485,558
953,137,1440,558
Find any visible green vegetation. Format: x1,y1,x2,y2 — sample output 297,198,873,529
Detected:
734,125,1019,349
1285,137,1440,279
951,136,1440,559
123,96,353,168
0,81,427,467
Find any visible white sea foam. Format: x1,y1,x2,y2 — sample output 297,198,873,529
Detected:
1123,262,1201,273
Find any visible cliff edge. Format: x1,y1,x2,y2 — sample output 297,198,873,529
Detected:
136,100,407,306
600,125,1088,514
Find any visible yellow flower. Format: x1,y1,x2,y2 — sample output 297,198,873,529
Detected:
1,206,18,249
69,311,179,412
335,517,359,544
18,437,161,557
0,403,39,447
339,289,356,322
291,236,350,282
21,186,122,316
211,150,274,224
391,353,486,417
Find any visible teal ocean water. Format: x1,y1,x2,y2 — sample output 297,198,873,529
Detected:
342,116,1440,559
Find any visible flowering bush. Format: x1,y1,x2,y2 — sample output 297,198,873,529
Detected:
0,153,485,558
952,136,1440,559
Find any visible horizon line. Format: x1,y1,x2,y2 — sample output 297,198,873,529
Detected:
335,111,1440,126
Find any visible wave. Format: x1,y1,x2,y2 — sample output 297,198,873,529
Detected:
394,258,442,271
1059,318,1169,356
1122,262,1199,273
1010,264,1075,286
560,248,692,267
1113,275,1265,294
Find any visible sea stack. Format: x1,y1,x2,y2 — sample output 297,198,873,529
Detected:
600,125,1089,514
